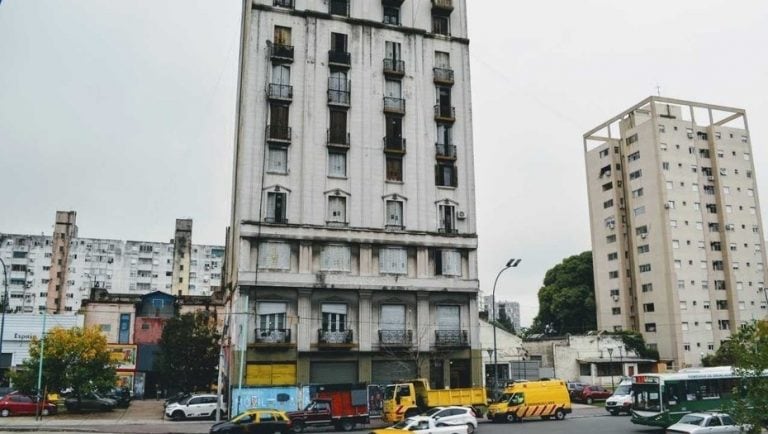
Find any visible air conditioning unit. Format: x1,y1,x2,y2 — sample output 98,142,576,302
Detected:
457,211,466,220
612,295,620,302
640,233,648,239
707,176,715,181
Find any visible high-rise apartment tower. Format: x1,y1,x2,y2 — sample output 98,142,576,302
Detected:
584,97,768,368
225,0,481,387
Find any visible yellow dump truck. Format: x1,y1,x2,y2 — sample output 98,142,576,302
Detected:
486,379,571,423
382,379,487,423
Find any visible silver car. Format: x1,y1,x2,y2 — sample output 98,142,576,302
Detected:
424,407,478,434
666,412,750,434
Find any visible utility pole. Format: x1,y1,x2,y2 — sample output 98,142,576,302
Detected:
35,310,46,420
0,258,8,385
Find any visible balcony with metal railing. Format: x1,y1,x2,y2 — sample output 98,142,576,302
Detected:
327,129,350,149
435,329,468,347
267,84,293,102
433,67,454,85
382,0,404,5
434,105,456,122
435,143,457,160
383,136,406,154
431,0,454,14
252,328,293,348
328,89,351,107
383,58,405,77
270,43,294,62
266,124,291,144
379,329,413,347
383,97,406,114
264,216,289,224
318,329,354,349
328,50,351,67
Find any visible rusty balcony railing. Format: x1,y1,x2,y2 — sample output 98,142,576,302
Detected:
254,328,291,344
379,329,413,346
435,329,468,347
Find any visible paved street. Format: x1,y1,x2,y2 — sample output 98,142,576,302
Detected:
0,402,670,434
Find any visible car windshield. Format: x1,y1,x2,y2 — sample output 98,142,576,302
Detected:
232,412,255,423
424,408,442,416
678,414,706,426
612,385,631,395
632,384,662,411
178,396,193,405
496,393,512,403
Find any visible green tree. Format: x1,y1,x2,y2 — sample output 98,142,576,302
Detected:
530,251,596,335
722,320,768,434
155,311,220,393
700,339,738,367
608,330,659,361
495,309,516,335
10,326,116,396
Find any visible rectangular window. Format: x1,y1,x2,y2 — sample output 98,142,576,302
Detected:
639,264,651,273
380,304,406,331
631,188,644,198
435,163,457,187
329,0,349,16
612,307,621,315
627,151,640,162
320,245,351,271
716,300,728,310
322,303,347,331
717,319,730,330
431,14,450,35
643,303,655,313
629,169,642,180
607,252,618,261
602,182,613,191
603,199,614,209
258,302,287,332
118,313,131,344
677,280,685,289
329,110,348,144
328,152,347,177
386,156,403,182
638,245,650,254
436,249,461,276
606,235,616,243
608,271,619,279
633,206,645,216
383,6,400,25
386,200,403,229
258,242,291,270
266,192,287,223
682,322,689,331
438,204,456,233
274,26,292,46
267,146,288,174
379,248,407,274
328,196,347,223
645,323,657,332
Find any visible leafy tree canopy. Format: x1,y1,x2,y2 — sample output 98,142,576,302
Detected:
606,330,659,361
530,251,596,335
723,320,768,434
155,311,220,394
10,326,116,396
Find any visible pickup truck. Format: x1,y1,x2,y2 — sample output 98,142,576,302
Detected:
372,416,469,434
382,379,486,423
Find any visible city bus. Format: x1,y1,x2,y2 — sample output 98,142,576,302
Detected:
630,366,747,428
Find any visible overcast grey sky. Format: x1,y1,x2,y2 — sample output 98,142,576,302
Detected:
1,1,767,327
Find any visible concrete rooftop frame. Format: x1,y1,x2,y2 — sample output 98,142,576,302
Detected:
583,96,748,152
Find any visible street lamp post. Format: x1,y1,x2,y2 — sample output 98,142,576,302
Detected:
491,258,521,399
607,348,614,390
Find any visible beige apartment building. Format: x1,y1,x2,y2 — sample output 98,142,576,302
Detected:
224,0,481,387
584,97,768,368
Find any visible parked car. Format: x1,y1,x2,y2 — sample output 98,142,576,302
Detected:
64,392,117,412
105,387,131,408
210,408,293,434
577,385,612,404
424,407,478,434
666,412,750,434
0,392,57,417
164,391,191,408
371,416,468,434
165,393,226,421
565,382,586,400
605,380,632,415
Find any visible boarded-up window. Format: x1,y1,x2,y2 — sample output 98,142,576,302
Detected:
385,79,401,98
272,64,290,85
435,51,450,68
258,242,290,269
246,363,296,386
270,104,289,128
380,247,406,274
328,152,346,177
439,249,460,276
386,157,402,182
329,110,347,142
320,245,350,271
267,147,287,173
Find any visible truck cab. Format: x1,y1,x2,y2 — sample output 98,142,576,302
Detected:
287,385,368,432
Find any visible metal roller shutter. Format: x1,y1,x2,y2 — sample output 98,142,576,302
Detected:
371,361,417,384
309,362,358,384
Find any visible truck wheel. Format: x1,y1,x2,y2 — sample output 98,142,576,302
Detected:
293,421,305,433
340,420,355,431
554,409,566,420
465,423,475,434
504,414,516,423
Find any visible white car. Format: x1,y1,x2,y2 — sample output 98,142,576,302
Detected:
373,416,468,434
666,412,750,434
164,393,226,421
424,407,478,434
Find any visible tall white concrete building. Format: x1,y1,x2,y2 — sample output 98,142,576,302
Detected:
481,295,521,332
584,97,768,369
225,0,481,387
1,214,224,314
